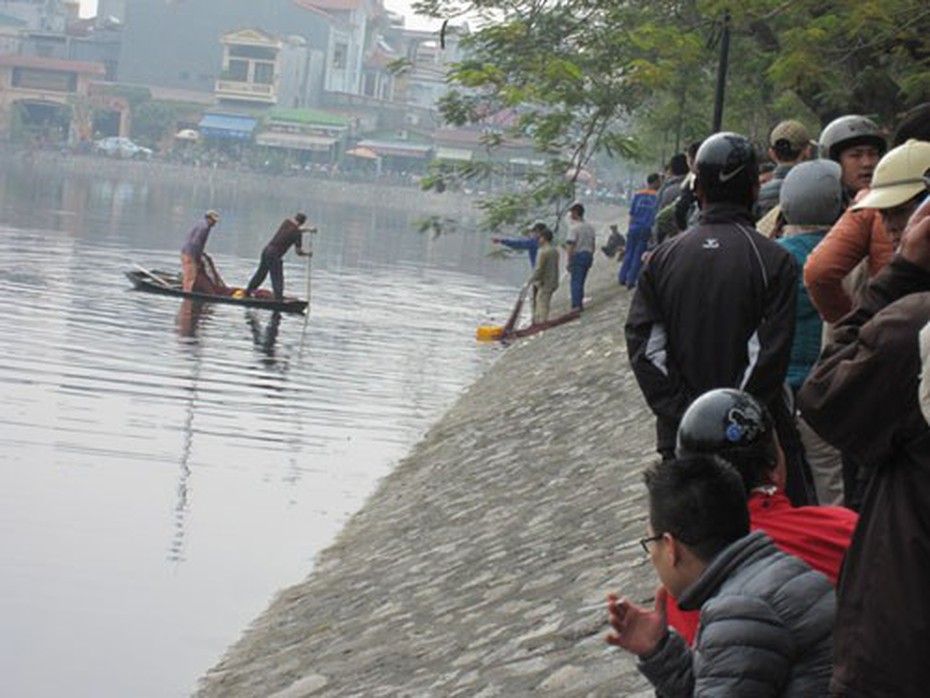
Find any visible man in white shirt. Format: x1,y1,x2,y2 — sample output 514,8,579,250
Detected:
566,203,596,310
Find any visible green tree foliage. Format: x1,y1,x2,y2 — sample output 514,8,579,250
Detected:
413,0,930,229
131,101,182,146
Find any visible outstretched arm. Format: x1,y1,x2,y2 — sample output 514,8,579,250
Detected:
295,227,318,256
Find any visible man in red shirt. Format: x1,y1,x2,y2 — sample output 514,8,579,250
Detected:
665,388,858,644
246,212,313,300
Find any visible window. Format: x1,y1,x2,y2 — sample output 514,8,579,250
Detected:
12,68,75,92
227,59,248,81
254,62,274,85
332,43,348,70
363,72,377,97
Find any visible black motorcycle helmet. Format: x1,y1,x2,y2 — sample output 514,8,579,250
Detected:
694,132,759,210
676,388,777,491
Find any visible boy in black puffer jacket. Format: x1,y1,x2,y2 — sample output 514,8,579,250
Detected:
607,455,834,696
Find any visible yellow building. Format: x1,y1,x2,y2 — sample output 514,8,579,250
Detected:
0,53,106,143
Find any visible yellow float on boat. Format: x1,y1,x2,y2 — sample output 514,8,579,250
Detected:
231,288,247,299
476,325,505,341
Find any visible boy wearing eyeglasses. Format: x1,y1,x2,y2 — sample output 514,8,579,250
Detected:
607,455,834,696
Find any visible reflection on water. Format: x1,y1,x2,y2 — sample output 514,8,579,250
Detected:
246,310,284,365
177,297,214,340
0,161,525,698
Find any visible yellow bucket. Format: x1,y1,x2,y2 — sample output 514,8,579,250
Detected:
476,325,505,341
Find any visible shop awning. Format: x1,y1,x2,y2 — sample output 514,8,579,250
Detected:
435,146,473,162
509,156,546,168
175,128,200,141
346,146,380,160
198,114,258,140
357,140,432,159
255,132,338,151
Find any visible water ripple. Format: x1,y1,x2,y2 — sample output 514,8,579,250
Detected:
0,168,527,698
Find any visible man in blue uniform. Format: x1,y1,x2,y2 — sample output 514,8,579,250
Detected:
618,173,660,288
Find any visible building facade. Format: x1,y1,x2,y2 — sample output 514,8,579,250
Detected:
0,54,105,143
117,0,333,98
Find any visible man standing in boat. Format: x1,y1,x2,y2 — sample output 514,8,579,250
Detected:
181,210,221,293
246,212,314,300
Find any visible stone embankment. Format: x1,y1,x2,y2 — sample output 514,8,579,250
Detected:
196,227,658,697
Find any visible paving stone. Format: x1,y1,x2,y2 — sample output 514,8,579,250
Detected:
196,217,656,697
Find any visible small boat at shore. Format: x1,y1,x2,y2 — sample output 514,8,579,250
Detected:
507,308,581,339
125,268,308,314
476,308,581,341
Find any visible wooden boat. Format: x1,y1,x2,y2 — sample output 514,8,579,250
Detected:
125,268,308,314
504,308,581,339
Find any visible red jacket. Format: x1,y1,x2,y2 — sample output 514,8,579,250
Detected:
666,489,858,644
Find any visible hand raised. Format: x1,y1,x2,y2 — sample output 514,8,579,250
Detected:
606,586,669,657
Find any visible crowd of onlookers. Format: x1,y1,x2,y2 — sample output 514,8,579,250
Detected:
599,104,930,696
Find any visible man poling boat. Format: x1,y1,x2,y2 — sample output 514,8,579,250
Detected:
245,212,316,301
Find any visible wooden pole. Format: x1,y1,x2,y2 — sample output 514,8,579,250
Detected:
304,227,317,317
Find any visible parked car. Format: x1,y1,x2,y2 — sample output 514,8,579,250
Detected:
94,137,153,159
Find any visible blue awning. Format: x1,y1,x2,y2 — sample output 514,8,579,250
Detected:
198,114,258,140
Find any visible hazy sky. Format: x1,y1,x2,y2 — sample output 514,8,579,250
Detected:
77,0,95,17
78,0,438,30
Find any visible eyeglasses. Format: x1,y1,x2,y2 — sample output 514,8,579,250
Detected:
639,533,664,554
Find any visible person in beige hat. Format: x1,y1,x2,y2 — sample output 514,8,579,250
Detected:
756,119,814,217
851,139,930,245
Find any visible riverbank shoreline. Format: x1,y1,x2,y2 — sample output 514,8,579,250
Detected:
8,148,624,224
195,233,656,696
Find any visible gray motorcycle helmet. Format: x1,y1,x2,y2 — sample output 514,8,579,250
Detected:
780,160,844,227
819,114,886,162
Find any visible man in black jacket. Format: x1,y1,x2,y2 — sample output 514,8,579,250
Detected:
625,132,811,503
246,212,314,300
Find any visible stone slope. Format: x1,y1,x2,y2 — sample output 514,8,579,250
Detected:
197,229,658,697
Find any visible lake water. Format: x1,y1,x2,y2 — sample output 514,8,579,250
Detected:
0,159,528,697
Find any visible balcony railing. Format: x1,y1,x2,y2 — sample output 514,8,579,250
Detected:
214,80,277,103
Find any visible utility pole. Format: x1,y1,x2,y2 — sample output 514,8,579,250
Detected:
711,10,731,133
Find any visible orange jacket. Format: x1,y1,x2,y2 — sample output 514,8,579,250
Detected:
803,206,894,322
